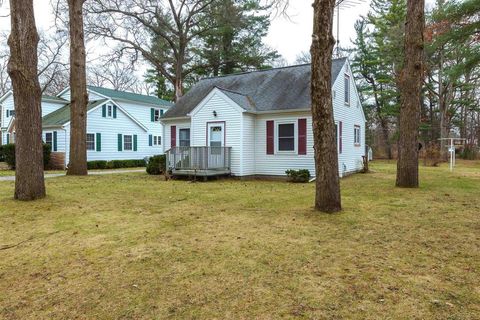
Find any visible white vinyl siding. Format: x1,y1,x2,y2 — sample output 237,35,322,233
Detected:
190,92,243,175
161,60,366,177
255,112,315,176
42,101,67,117
63,104,149,163
114,100,165,154
163,119,190,151
242,113,256,175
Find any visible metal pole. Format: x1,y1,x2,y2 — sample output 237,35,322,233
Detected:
450,138,453,172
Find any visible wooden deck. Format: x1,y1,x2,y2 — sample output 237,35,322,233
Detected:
166,146,232,178
171,168,231,177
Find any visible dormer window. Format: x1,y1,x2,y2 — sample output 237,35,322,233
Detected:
344,74,350,105
102,104,117,118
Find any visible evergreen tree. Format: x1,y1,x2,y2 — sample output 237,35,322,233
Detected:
196,0,279,77
351,0,406,159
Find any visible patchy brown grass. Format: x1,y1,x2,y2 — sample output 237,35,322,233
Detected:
0,161,479,319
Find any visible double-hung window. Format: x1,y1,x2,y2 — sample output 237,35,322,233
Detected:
154,109,163,122
107,105,113,118
86,133,96,151
124,135,133,151
354,126,361,145
277,123,295,152
344,74,350,105
153,136,162,146
45,132,53,147
179,128,190,147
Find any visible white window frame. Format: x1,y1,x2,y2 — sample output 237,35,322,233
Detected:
275,121,297,154
178,128,191,147
207,122,225,148
45,132,53,147
344,74,350,106
123,134,133,151
154,109,163,122
354,125,361,146
107,104,113,118
153,135,162,146
86,133,96,151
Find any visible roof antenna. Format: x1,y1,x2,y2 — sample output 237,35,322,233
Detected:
335,0,367,58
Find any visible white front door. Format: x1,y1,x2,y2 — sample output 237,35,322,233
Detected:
207,122,225,147
207,122,225,168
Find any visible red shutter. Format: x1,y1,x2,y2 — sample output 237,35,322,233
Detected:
298,118,307,155
171,126,176,147
339,121,343,154
266,120,274,155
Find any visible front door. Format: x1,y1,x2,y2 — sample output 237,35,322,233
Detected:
207,122,225,168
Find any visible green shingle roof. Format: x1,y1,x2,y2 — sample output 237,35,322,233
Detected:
87,85,173,107
42,99,107,127
42,95,67,103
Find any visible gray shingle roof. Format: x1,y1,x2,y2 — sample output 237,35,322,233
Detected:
163,57,347,119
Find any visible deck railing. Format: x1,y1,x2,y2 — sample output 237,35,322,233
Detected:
166,146,232,172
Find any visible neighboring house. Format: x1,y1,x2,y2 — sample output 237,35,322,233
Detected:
0,86,172,168
162,57,366,178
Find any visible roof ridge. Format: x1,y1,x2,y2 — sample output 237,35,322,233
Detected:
200,57,348,81
87,85,153,98
214,86,248,96
86,85,173,106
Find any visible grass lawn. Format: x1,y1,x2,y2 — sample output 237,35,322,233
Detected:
0,166,145,177
0,161,479,319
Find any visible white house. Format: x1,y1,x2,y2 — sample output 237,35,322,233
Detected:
0,86,172,168
161,57,366,178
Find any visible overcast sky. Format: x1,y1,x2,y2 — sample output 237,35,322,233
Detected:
0,0,436,63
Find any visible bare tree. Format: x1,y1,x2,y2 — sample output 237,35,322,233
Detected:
37,32,69,95
396,0,425,188
67,0,88,176
86,0,214,101
7,0,46,200
0,39,11,95
311,0,341,212
87,57,139,92
295,51,311,64
1,31,69,96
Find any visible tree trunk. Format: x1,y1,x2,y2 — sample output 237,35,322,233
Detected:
310,0,341,213
7,0,46,200
438,50,448,160
67,0,88,176
396,0,425,188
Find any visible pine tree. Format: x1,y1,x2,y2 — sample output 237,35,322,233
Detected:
351,0,406,159
196,0,279,77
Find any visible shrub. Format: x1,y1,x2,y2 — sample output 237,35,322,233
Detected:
285,169,311,183
0,145,5,162
146,155,166,175
1,143,51,169
87,160,108,170
459,146,478,160
87,159,146,170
